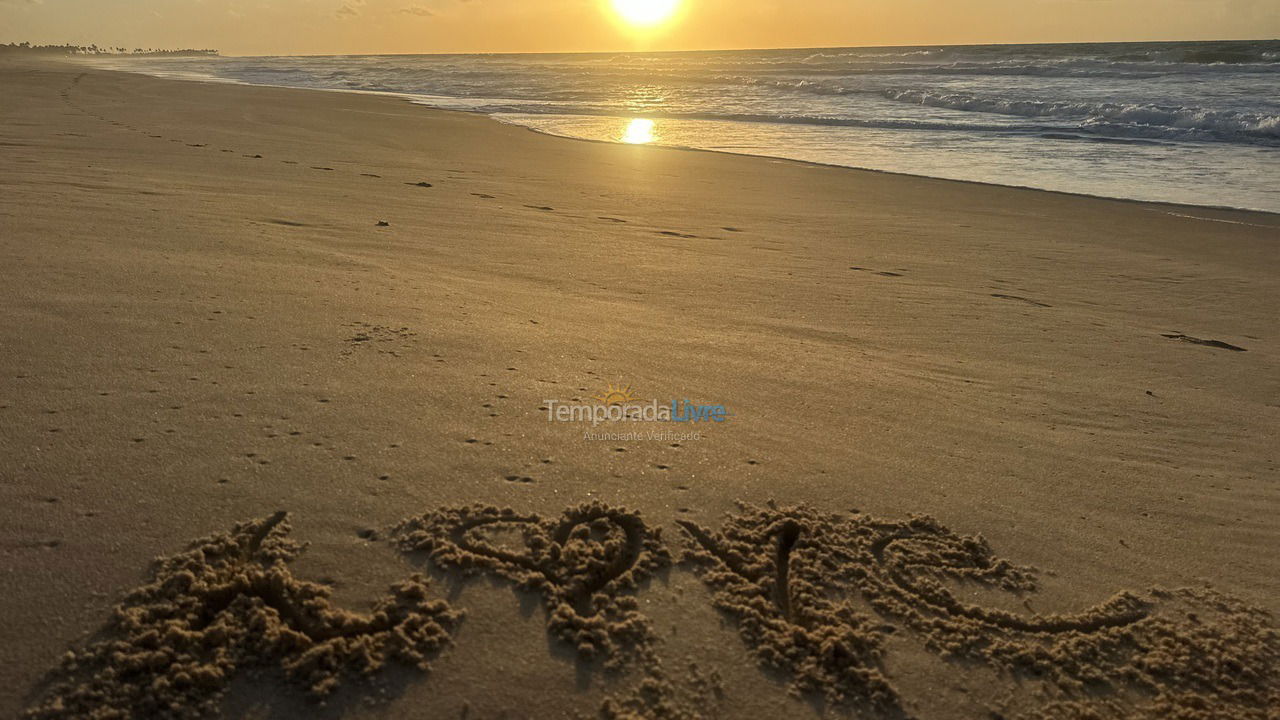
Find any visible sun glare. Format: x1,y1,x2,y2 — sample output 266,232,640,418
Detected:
611,0,681,28
620,118,657,144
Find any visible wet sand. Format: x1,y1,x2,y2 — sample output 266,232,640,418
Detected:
2,60,1278,719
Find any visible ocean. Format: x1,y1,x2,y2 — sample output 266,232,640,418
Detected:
94,40,1280,213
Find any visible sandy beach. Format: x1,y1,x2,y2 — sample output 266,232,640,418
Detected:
2,59,1278,719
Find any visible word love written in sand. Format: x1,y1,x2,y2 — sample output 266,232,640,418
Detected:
25,503,1280,720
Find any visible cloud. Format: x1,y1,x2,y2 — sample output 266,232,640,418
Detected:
399,4,435,16
335,0,367,18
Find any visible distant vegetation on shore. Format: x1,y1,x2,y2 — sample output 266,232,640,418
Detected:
0,43,217,57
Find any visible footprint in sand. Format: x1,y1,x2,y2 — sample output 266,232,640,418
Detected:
342,322,417,354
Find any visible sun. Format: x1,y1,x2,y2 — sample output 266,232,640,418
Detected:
611,0,680,28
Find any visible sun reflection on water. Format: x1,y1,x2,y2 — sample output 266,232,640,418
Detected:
620,118,657,144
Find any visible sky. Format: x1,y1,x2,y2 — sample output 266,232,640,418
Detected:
2,0,1277,56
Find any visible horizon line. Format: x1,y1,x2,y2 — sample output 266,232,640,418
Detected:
7,35,1278,59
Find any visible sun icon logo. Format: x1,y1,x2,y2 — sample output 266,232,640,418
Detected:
594,383,638,406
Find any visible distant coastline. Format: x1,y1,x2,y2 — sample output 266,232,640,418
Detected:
0,42,216,58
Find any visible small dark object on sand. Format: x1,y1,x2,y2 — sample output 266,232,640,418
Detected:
376,220,390,227
407,182,433,188
1161,333,1246,352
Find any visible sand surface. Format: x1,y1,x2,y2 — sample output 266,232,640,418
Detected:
1,60,1278,719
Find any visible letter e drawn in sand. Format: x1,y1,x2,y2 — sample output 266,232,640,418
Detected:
678,503,1280,718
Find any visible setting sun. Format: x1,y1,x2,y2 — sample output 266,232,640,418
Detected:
610,0,681,28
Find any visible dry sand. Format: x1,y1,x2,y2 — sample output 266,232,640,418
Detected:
1,59,1278,719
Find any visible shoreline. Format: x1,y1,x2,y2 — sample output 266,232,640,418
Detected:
74,56,1280,219
495,115,1280,222
3,59,1278,719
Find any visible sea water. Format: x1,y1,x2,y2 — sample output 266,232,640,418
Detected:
94,40,1280,212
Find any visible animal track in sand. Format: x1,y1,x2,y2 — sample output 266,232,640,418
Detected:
991,293,1051,307
24,512,463,720
1161,332,1246,351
